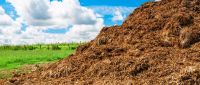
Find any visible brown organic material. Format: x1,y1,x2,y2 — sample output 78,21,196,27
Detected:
3,0,200,85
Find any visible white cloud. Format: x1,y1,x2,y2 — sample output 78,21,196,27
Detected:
112,11,124,22
7,0,99,28
0,7,5,16
90,6,135,23
13,18,104,45
65,18,104,42
0,6,21,36
0,0,104,45
0,7,13,26
89,6,135,16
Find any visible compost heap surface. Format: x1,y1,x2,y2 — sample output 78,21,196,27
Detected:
3,0,200,85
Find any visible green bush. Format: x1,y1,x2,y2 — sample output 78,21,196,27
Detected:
12,46,22,50
27,46,36,50
70,47,76,50
51,45,61,50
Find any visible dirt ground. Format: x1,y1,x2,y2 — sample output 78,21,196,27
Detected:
3,0,200,85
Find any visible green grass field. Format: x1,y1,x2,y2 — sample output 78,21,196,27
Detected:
0,43,80,79
0,50,74,70
0,43,80,70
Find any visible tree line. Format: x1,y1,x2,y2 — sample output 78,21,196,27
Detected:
0,42,84,50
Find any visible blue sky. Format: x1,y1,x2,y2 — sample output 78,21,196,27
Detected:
0,0,152,25
80,0,150,7
0,0,154,45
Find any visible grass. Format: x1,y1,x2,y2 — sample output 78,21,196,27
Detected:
0,43,81,79
0,50,74,70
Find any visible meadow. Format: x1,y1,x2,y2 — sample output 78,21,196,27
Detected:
0,43,80,79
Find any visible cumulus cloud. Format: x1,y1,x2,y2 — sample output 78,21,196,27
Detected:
7,0,99,28
0,7,21,35
0,7,13,26
0,0,104,45
13,18,104,45
65,19,104,42
112,11,124,22
90,6,135,24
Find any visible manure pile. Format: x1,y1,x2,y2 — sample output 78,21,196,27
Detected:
3,0,200,84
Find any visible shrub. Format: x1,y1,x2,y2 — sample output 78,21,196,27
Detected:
70,47,76,50
12,46,22,50
27,46,36,50
51,45,61,50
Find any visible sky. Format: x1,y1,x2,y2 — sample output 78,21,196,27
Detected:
0,0,157,45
